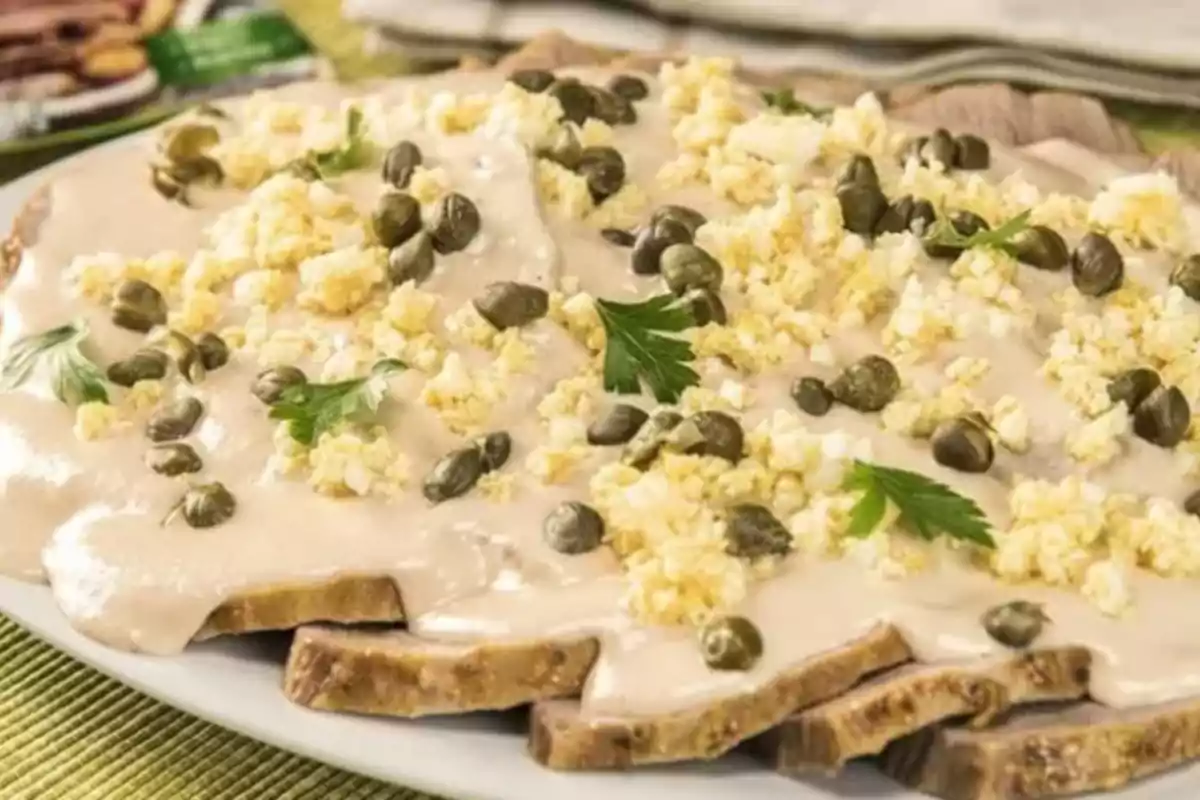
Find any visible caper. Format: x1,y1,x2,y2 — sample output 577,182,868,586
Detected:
923,211,990,259
923,128,957,168
279,157,322,182
700,615,763,671
106,349,169,387
1107,368,1161,411
622,410,683,469
901,136,928,165
1184,489,1200,517
660,244,723,296
372,191,422,249
429,192,481,254
791,376,834,416
476,431,512,473
179,482,236,529
588,87,636,126
147,397,204,443
829,355,900,412
162,123,219,164
252,366,307,405
666,411,744,463
550,79,596,125
154,330,206,384
382,140,423,189
837,154,880,189
1012,225,1069,271
982,600,1048,649
681,288,727,327
1170,255,1200,302
953,134,990,170
631,217,692,276
388,231,435,286
145,443,203,477
1070,233,1124,297
587,404,649,446
836,181,889,235
543,501,605,555
577,146,625,203
607,74,649,101
932,415,995,473
196,333,229,371
724,503,792,559
650,205,707,237
170,155,222,186
473,282,549,330
509,68,556,93
536,127,582,170
150,166,186,203
875,195,936,236
423,447,485,503
601,228,635,247
111,279,167,332
1132,385,1190,448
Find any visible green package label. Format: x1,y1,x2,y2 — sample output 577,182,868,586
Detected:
145,13,314,89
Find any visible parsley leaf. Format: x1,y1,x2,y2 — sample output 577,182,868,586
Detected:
843,460,995,549
312,106,372,176
269,359,405,445
923,209,1032,257
0,320,108,406
761,88,831,119
595,294,699,403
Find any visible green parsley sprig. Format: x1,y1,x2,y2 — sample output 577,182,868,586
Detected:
283,106,372,180
595,294,699,403
269,359,405,445
843,460,995,549
0,320,108,406
923,210,1032,257
761,88,831,119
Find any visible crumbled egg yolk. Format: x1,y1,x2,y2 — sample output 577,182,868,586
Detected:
1089,171,1187,251
297,245,386,316
307,427,411,498
73,401,122,442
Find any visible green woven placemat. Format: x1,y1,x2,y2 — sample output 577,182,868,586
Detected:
0,615,437,799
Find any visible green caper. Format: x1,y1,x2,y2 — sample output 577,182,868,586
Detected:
700,615,763,671
509,68,556,93
196,333,229,371
681,288,727,327
550,79,596,125
577,146,626,203
1184,489,1200,517
931,415,994,473
1107,367,1161,411
106,349,169,387
536,127,582,170
372,192,422,249
588,87,636,126
388,231,436,286
666,411,744,463
1070,233,1124,297
278,157,322,182
901,135,928,165
170,155,223,186
476,431,512,473
587,404,649,446
724,503,792,559
252,366,307,405
607,74,649,101
622,410,683,469
1169,254,1200,302
155,330,205,384
1133,385,1190,448
111,279,167,332
650,205,707,237
179,482,236,529
429,192,481,254
660,243,723,296
147,397,204,443
837,154,880,189
1012,225,1069,271
631,217,692,276
543,501,606,555
791,376,833,416
601,228,635,247
382,140,423,189
836,181,889,235
145,443,203,477
874,195,936,236
923,128,957,168
982,600,1048,649
150,166,187,203
161,123,219,164
923,211,990,259
423,447,485,503
953,134,990,170
473,282,550,330
829,355,900,412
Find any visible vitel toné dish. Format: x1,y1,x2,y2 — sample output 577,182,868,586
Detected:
5,33,1200,800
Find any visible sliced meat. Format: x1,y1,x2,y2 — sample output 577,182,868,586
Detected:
0,2,128,44
765,647,1092,775
193,576,405,640
284,627,599,717
529,624,911,770
881,698,1200,800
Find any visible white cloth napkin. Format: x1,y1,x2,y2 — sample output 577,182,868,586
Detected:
342,0,1200,108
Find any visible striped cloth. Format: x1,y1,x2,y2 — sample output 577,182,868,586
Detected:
342,0,1200,108
0,616,430,800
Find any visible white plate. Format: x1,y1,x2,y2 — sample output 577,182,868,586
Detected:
1,141,1197,800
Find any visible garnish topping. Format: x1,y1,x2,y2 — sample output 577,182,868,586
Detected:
843,460,995,548
760,88,830,119
924,209,1032,257
312,106,372,176
0,320,108,406
269,359,405,445
595,294,698,403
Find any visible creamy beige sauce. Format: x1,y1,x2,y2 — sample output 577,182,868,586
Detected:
3,67,1200,721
